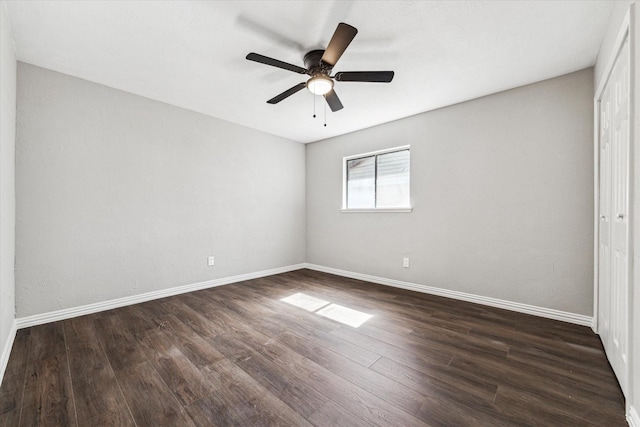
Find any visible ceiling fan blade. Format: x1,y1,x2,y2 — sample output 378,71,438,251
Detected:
321,23,358,67
324,89,344,112
246,53,308,74
335,71,395,83
267,82,307,104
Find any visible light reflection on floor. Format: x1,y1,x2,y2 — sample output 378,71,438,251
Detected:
280,292,373,328
280,292,329,312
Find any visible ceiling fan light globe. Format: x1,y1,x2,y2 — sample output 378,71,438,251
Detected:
307,75,333,95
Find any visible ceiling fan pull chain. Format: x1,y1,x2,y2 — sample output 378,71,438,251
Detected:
313,93,316,118
324,100,327,127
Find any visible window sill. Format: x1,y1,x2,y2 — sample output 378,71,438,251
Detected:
340,208,412,213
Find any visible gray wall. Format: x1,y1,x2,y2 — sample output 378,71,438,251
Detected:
306,68,594,316
0,3,16,374
15,63,306,318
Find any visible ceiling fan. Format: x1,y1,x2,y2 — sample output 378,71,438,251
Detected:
246,23,394,112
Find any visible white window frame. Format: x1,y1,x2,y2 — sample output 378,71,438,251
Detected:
341,145,412,213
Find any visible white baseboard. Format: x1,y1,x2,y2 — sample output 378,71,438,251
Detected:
11,262,594,329
0,320,17,387
629,406,640,427
16,263,306,329
304,264,593,326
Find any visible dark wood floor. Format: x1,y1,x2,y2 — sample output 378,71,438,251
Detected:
0,269,626,426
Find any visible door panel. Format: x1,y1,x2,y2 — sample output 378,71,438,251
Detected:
598,35,629,396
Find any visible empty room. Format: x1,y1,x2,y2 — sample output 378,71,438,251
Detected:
0,1,638,426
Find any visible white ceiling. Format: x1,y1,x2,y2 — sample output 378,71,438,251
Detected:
4,1,613,143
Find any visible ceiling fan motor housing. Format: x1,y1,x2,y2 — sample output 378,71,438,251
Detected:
304,49,331,75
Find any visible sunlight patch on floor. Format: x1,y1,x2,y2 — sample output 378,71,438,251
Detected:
280,293,373,328
280,292,330,312
316,303,373,328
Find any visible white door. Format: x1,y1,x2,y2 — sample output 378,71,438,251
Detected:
598,35,630,396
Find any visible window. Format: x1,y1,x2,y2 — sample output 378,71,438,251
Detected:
342,146,411,211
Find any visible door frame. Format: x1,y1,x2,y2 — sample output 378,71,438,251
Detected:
593,9,632,335
593,5,635,404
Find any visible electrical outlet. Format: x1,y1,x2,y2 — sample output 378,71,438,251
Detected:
403,258,410,268
207,256,215,267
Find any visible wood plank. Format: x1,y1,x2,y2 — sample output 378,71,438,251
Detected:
151,313,225,368
281,334,424,416
273,350,429,427
0,374,21,416
115,361,196,427
135,298,173,319
406,321,511,357
63,316,133,423
160,300,223,339
0,329,30,416
79,404,136,427
234,347,330,417
369,356,497,408
507,343,623,398
20,324,76,427
140,330,214,406
209,327,286,363
186,359,312,427
494,384,626,426
308,400,372,427
414,397,515,427
178,292,246,335
449,350,626,421
93,313,148,372
27,323,66,361
0,408,20,427
249,314,383,368
114,304,161,336
468,319,607,367
328,324,452,370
